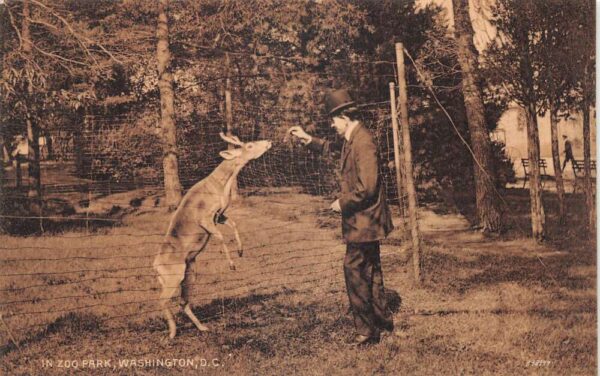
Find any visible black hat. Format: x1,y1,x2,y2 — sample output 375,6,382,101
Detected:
325,89,356,116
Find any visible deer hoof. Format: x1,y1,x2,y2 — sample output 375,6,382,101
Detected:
167,320,177,339
168,329,177,340
237,249,243,257
229,264,236,271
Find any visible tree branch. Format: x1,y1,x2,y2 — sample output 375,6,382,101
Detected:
27,0,98,65
30,42,86,68
5,4,23,50
22,0,123,66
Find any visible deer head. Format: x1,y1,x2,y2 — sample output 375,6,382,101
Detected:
219,132,272,164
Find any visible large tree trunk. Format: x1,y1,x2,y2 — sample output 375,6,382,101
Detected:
22,0,42,205
582,102,594,235
74,108,87,177
520,25,546,241
224,53,238,200
525,104,546,241
581,5,595,236
549,107,566,224
452,0,502,232
157,0,182,210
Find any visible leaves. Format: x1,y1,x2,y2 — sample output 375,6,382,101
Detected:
483,0,594,115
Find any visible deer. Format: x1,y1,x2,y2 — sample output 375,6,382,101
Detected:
153,132,272,339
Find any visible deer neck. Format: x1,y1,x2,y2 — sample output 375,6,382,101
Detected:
209,159,244,187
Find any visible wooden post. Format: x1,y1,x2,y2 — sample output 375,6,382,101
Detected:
224,52,239,200
396,43,422,283
15,157,22,188
389,83,407,228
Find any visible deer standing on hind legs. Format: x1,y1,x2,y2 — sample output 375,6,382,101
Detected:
153,133,272,339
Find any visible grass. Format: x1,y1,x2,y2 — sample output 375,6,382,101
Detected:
0,186,596,375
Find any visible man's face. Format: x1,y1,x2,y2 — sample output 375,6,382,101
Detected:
330,115,348,137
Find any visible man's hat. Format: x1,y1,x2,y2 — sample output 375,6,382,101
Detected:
325,89,356,116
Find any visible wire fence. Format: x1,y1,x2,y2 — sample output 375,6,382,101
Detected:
0,50,420,354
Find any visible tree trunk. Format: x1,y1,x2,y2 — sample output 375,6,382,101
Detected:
224,53,238,200
582,102,594,235
25,115,41,199
525,104,546,241
452,0,502,232
549,108,566,224
519,24,546,242
22,0,42,204
157,0,182,210
74,109,87,177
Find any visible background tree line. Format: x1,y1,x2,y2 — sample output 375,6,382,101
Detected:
0,0,595,238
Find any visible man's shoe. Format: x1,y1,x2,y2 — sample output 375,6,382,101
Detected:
350,334,380,347
378,320,394,333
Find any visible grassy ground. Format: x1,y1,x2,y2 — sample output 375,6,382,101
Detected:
0,186,596,375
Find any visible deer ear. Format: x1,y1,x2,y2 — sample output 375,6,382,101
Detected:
219,149,241,160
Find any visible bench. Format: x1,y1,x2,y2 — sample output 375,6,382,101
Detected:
521,158,550,188
572,159,596,193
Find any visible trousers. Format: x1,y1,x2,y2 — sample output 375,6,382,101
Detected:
344,241,392,337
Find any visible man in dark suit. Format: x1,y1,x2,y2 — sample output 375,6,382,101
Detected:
561,135,575,173
288,89,394,346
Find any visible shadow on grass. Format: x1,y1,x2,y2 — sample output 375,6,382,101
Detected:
423,247,594,295
449,187,594,240
0,190,123,236
0,312,104,357
428,187,596,293
140,287,403,357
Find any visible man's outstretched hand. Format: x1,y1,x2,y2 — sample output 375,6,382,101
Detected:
286,126,312,145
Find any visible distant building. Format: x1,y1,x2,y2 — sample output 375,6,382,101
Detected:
493,107,596,179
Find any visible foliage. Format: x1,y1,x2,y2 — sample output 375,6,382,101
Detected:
1,0,515,200
85,118,163,182
482,0,594,117
0,0,120,134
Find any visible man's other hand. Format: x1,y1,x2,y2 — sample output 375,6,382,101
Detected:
286,126,312,145
330,199,341,213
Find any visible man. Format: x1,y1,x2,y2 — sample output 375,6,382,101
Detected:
561,135,575,173
11,135,28,163
11,135,28,187
288,89,394,346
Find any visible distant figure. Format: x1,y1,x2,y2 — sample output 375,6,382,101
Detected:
11,135,28,188
11,135,28,164
561,135,575,172
2,143,9,165
39,135,48,160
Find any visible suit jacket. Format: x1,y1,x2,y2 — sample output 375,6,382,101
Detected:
308,124,393,243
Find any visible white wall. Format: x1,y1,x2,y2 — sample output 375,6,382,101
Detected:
494,107,596,178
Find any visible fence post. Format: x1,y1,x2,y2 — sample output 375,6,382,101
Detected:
388,83,407,231
395,42,422,283
15,157,22,188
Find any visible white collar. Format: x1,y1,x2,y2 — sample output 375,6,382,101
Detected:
344,121,358,142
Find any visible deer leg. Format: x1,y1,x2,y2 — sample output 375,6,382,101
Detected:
154,255,186,339
181,236,210,333
159,285,178,339
222,217,243,257
203,222,236,270
182,262,209,332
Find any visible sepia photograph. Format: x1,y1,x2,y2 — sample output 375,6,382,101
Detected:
0,0,596,374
